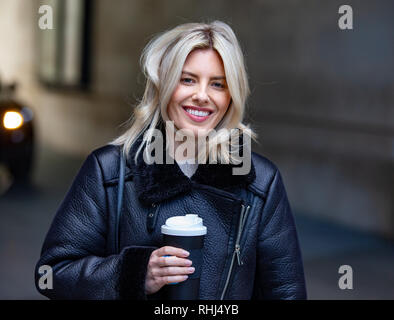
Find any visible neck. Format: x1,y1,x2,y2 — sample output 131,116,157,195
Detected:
170,136,198,163
165,132,204,163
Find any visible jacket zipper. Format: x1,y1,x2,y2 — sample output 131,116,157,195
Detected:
220,203,251,300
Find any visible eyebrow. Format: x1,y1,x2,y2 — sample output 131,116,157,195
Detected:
182,71,226,80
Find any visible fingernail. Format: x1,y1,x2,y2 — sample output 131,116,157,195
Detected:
182,251,190,257
188,267,195,273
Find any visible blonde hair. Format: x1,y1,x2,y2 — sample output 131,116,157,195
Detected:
111,20,257,164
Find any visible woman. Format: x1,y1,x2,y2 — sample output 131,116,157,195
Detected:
35,21,306,300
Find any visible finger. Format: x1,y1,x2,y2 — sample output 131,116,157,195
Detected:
162,275,189,285
155,246,189,258
157,266,195,277
157,255,192,267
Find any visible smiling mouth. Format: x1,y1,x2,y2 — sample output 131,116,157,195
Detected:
182,106,213,122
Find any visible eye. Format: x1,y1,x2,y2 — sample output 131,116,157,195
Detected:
212,81,226,89
181,77,194,84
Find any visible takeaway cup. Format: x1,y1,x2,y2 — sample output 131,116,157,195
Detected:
161,214,207,300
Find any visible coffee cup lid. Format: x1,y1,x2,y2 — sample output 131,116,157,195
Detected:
161,214,207,236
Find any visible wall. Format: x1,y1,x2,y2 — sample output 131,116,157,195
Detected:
0,0,392,236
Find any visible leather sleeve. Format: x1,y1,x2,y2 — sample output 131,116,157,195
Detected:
34,152,156,300
254,169,307,299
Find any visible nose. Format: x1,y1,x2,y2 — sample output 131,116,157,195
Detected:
192,85,210,104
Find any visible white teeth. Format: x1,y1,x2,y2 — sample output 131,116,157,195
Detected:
186,108,210,117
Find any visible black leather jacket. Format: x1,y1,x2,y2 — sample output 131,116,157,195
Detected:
35,139,307,300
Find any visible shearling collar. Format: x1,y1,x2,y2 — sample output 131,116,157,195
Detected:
126,127,256,206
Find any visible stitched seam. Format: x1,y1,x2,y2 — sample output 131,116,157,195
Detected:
93,152,110,251
104,174,133,186
257,169,282,241
247,184,268,199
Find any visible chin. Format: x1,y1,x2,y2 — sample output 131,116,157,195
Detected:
184,124,213,135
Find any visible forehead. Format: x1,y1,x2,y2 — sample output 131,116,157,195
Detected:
182,48,225,74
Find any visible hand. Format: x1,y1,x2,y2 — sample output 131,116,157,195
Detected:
145,246,195,295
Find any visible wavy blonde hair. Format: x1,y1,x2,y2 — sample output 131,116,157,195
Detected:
111,20,257,164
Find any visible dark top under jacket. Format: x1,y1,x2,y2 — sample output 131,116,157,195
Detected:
35,133,307,300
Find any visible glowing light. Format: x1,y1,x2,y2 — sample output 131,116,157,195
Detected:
3,111,23,129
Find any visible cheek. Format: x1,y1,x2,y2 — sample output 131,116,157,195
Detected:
216,94,231,113
171,85,190,104
167,87,182,117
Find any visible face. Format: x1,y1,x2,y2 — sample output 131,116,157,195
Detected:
167,48,232,138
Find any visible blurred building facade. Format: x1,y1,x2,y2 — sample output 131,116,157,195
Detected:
0,0,393,237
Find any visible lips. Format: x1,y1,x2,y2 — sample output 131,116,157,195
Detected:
182,105,213,113
182,106,213,122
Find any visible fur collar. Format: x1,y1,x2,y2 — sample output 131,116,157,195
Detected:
126,127,256,206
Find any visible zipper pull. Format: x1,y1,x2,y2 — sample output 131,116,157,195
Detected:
235,244,243,266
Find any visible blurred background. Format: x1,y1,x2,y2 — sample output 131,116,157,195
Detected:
0,0,393,299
